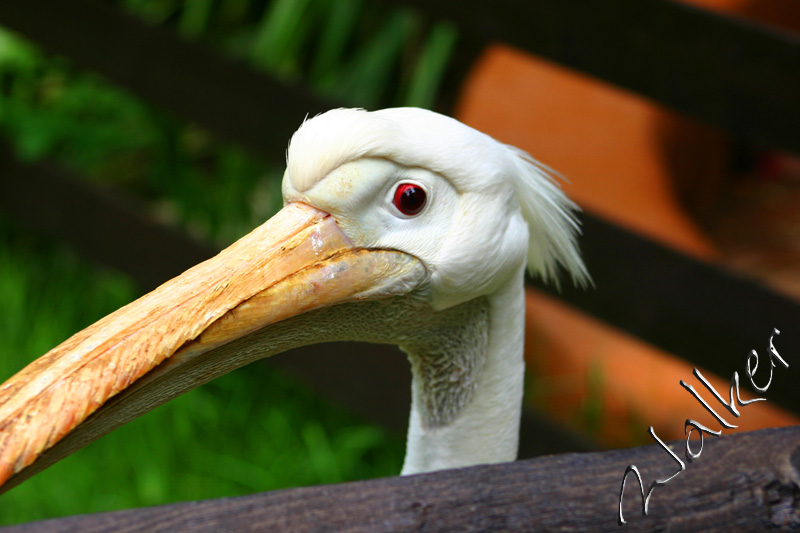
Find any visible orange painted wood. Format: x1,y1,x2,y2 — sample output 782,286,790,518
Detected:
457,46,722,257
455,1,800,445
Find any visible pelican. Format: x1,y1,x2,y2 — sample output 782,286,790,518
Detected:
0,108,588,494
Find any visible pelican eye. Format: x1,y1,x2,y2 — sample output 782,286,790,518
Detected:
392,183,427,216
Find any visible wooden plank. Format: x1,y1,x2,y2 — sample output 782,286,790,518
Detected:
0,144,598,456
0,144,216,292
5,426,799,531
530,210,800,416
0,0,333,161
0,1,797,158
3,145,797,417
275,343,599,459
397,0,800,156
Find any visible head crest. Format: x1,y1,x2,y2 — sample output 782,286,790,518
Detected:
287,108,590,287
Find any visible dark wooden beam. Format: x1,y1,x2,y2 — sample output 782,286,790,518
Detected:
0,0,333,161
5,426,799,532
530,210,800,417
397,0,800,156
0,0,797,158
3,145,796,417
0,144,216,292
0,144,599,456
274,342,599,459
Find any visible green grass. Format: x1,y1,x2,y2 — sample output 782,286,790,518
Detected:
0,0,457,524
0,217,404,525
0,26,286,247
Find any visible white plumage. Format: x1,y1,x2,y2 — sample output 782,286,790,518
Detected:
284,108,588,473
0,107,588,491
287,108,589,289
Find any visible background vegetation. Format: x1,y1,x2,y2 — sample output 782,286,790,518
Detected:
0,0,456,524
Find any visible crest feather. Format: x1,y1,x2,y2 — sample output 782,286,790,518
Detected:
286,107,590,288
506,146,591,288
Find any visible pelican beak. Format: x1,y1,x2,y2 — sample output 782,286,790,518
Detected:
0,202,425,494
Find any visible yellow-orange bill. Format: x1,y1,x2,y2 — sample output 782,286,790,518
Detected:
0,202,424,492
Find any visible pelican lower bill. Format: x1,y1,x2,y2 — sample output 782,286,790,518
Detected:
0,202,425,493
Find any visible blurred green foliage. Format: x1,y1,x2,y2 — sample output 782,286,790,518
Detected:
126,0,458,108
0,218,404,524
0,0,456,524
0,0,457,244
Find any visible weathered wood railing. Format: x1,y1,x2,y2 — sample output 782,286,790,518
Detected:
4,426,799,532
0,0,798,528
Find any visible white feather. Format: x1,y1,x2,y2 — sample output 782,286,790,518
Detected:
283,107,589,473
286,107,590,289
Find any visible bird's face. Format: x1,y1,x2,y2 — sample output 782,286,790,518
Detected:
0,107,586,493
283,156,529,311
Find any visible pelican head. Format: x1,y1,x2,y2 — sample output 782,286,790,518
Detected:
0,108,588,493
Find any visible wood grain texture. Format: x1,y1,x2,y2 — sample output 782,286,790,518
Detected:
5,426,798,532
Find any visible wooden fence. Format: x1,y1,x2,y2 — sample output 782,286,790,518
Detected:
5,426,799,531
0,0,798,415
0,0,798,529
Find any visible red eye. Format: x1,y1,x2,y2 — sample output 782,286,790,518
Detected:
392,183,427,216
